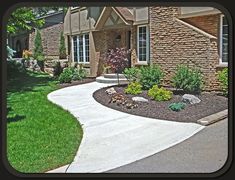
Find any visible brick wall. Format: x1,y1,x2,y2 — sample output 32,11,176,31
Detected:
149,7,221,90
29,23,64,59
182,14,220,37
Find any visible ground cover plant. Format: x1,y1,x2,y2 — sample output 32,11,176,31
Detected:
217,68,228,96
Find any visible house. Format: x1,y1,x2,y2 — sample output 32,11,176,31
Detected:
63,6,228,90
8,10,64,59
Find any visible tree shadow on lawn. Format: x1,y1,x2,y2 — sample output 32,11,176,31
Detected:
7,70,57,93
7,106,26,123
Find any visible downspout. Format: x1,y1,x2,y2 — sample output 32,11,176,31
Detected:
69,7,72,66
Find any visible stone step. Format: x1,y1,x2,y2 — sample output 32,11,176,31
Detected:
96,76,128,84
103,73,126,79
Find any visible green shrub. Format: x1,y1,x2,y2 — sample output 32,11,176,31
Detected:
172,65,203,93
148,85,172,101
139,65,164,90
217,68,228,96
53,61,63,77
33,29,44,61
59,68,73,83
124,82,142,95
72,68,87,81
59,32,67,59
168,102,186,112
123,67,141,82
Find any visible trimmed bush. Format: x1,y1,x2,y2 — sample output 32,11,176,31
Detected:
59,68,73,83
168,102,186,112
59,32,67,59
172,65,203,93
148,85,172,101
139,65,164,90
217,68,228,96
123,67,141,82
72,68,87,81
124,82,142,95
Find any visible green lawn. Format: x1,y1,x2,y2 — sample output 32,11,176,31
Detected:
7,70,83,173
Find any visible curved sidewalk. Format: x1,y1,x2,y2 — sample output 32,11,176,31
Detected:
47,82,204,173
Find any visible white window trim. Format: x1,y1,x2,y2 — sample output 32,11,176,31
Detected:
72,34,90,64
137,25,149,64
219,15,228,65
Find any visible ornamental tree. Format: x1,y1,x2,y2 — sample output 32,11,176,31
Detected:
59,32,67,59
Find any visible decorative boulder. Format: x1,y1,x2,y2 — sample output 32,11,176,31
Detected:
105,87,117,95
132,96,148,102
182,94,201,104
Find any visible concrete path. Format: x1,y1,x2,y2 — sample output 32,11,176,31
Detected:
108,118,228,173
47,82,204,173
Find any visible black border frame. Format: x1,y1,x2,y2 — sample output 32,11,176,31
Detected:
1,0,234,179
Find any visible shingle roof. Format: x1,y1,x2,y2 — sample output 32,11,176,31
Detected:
115,7,134,21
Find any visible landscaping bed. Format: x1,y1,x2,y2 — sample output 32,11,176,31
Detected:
58,77,95,89
93,85,228,123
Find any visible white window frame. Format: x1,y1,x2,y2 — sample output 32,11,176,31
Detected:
71,33,90,64
137,25,149,64
219,15,228,65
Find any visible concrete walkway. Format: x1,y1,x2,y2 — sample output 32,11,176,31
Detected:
47,82,204,173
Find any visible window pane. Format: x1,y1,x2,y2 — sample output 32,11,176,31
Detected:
85,34,89,62
73,36,78,62
138,26,148,62
79,36,83,62
222,16,228,63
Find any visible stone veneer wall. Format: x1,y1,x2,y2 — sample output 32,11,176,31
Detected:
149,7,221,90
182,14,220,37
29,23,64,59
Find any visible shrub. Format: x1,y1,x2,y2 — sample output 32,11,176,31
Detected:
168,102,186,112
123,67,141,82
72,68,87,81
7,60,25,79
124,82,142,95
148,85,172,101
217,68,228,96
139,65,164,90
59,32,67,59
59,67,73,83
33,29,44,60
7,46,16,60
172,65,203,93
53,61,63,77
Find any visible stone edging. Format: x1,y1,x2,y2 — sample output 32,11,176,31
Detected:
197,109,228,126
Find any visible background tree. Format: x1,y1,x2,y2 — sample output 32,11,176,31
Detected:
33,29,44,71
59,32,67,59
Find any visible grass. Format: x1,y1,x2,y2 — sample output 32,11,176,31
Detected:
7,70,83,173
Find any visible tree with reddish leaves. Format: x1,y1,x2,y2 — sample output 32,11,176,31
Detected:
104,47,131,84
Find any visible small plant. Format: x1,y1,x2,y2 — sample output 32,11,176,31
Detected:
53,61,63,77
148,85,172,101
172,65,203,94
59,32,67,59
168,102,186,112
7,46,16,60
124,82,142,95
22,50,32,60
58,67,73,83
217,68,228,96
139,65,164,90
72,68,87,81
33,29,45,71
123,67,141,82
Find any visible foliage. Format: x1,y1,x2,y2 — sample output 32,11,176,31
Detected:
7,7,45,34
217,68,228,96
33,29,44,61
53,61,63,77
7,46,16,60
7,60,25,79
124,82,142,95
172,65,203,94
123,67,141,82
72,68,87,81
168,102,186,112
59,32,67,59
148,85,172,101
139,65,164,90
58,67,73,83
22,50,33,60
104,48,131,73
7,71,82,172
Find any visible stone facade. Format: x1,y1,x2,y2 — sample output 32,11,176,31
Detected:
182,14,220,37
149,7,222,90
29,23,64,59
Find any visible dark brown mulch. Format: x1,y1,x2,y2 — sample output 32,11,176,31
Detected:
58,78,96,89
93,85,228,123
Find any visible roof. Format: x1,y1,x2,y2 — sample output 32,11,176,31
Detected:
115,7,134,21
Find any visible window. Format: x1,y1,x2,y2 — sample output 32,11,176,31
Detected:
220,15,228,64
137,25,149,62
72,33,90,63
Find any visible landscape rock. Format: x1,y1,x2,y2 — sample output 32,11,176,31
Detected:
132,96,148,102
182,94,201,104
105,87,117,95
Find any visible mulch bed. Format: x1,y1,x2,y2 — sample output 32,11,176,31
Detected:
58,78,96,89
93,85,228,123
